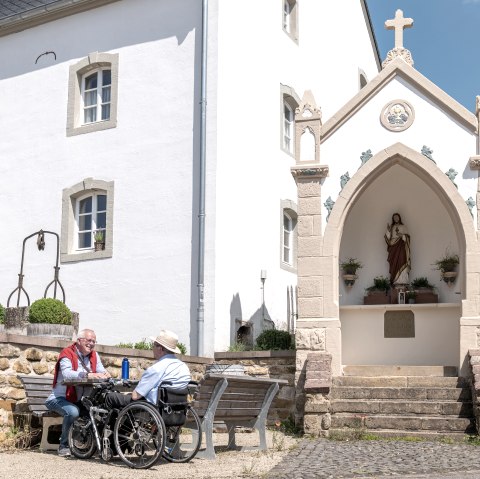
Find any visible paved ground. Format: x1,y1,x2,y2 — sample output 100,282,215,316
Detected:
267,438,480,479
3,432,480,478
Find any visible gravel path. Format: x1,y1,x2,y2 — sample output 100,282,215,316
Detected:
0,430,299,479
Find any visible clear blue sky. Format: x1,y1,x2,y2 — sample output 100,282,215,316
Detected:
366,0,480,112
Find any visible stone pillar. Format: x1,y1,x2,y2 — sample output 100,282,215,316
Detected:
291,166,329,427
291,90,333,430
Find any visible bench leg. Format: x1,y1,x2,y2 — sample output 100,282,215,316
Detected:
226,422,236,450
225,419,267,452
196,416,216,460
40,416,64,452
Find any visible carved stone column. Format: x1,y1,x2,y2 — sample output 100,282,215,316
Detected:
291,166,329,430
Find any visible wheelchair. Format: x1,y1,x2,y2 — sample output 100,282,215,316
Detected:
68,378,201,469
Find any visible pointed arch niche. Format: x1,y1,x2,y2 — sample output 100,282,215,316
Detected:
316,143,479,375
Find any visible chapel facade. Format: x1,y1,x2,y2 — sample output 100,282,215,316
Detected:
293,9,480,405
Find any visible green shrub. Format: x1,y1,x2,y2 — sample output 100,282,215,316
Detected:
227,341,249,352
28,298,72,325
115,339,187,354
0,304,4,324
255,329,294,351
177,342,187,355
134,339,153,350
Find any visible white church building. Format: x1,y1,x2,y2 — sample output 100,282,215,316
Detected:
0,0,381,356
2,0,478,378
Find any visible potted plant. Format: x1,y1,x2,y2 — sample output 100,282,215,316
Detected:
93,230,105,251
410,277,437,304
411,277,435,290
340,258,363,287
406,290,416,304
434,252,459,285
364,275,390,305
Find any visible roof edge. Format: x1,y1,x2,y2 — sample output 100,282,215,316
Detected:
0,0,120,37
321,57,478,142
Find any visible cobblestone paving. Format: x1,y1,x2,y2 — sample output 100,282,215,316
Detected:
267,439,480,479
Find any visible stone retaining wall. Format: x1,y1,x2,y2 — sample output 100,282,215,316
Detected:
468,349,480,434
0,334,296,427
0,332,212,426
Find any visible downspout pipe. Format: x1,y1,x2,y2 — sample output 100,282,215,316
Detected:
196,0,208,357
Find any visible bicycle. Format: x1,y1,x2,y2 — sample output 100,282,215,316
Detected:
68,378,166,469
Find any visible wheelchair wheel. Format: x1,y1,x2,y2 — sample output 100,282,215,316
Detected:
162,406,202,463
113,402,165,469
68,418,97,459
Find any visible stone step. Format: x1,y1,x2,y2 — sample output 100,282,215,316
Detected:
332,376,469,388
342,365,458,377
328,428,475,442
330,387,471,401
331,414,475,433
331,399,473,416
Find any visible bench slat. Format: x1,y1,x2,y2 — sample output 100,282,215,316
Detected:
27,397,51,405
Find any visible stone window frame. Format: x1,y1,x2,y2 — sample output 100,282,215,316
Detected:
282,0,299,43
66,52,119,137
61,178,114,263
280,84,301,157
280,199,298,273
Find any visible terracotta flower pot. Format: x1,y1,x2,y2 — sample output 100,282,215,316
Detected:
94,241,105,252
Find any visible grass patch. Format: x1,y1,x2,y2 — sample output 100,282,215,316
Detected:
465,435,480,446
0,425,40,451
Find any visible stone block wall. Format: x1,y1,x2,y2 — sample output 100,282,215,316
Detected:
468,349,480,433
214,350,296,424
0,332,212,426
303,352,332,436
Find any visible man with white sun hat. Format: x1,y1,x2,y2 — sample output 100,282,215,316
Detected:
105,329,191,408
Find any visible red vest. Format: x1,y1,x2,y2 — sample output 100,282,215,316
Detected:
52,343,98,402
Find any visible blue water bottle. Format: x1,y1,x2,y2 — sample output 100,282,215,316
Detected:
121,357,130,380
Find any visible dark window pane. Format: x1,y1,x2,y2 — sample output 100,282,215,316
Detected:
79,197,92,214
102,70,111,86
84,90,97,107
79,214,92,231
97,195,107,211
79,232,92,248
84,108,96,123
96,212,106,229
101,104,110,121
84,72,98,90
102,86,111,104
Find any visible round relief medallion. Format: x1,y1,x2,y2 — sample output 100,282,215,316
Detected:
380,99,415,132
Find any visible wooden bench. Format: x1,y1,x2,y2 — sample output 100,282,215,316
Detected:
193,373,288,459
17,375,63,451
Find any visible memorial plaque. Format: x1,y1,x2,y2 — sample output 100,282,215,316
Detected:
384,310,415,338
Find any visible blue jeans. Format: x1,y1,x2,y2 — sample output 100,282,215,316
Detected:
45,397,80,449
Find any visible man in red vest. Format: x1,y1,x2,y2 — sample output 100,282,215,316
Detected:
45,329,110,457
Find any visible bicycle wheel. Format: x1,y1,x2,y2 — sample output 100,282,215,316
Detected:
68,418,97,459
113,402,165,469
162,406,202,463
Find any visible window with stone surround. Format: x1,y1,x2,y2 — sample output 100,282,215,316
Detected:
61,178,114,263
281,85,301,156
66,52,119,136
281,200,297,272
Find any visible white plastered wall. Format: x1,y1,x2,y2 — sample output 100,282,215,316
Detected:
212,0,379,351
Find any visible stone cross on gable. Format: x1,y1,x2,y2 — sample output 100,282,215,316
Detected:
382,9,414,68
385,9,413,50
